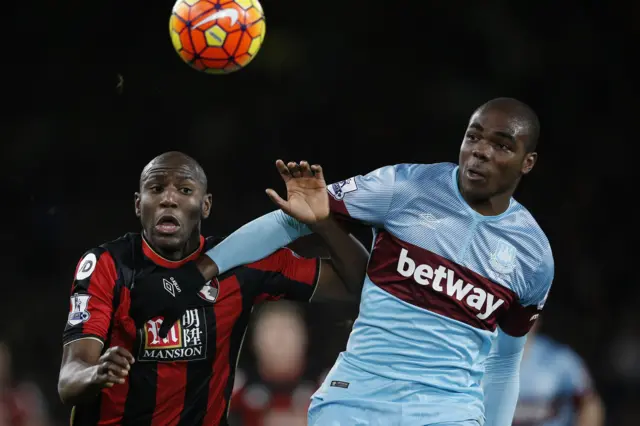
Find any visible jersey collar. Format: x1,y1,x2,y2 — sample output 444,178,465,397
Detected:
451,166,517,221
142,235,205,268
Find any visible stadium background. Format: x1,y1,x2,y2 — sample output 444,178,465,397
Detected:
1,0,637,424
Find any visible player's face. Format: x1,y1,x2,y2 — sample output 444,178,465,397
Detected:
135,164,212,256
458,108,537,201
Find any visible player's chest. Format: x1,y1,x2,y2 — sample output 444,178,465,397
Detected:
115,275,247,363
386,201,532,291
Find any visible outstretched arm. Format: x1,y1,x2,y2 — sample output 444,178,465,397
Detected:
196,160,342,280
194,208,312,280
133,160,388,328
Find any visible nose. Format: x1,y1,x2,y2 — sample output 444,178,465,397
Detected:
159,188,179,208
472,139,491,161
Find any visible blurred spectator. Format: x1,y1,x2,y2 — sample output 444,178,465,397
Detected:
514,322,605,426
0,341,50,426
229,302,318,426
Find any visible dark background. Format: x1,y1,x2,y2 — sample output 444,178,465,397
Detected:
1,0,638,424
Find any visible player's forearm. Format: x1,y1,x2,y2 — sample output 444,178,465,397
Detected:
312,217,368,294
482,352,522,425
482,331,526,426
203,210,312,277
58,360,101,405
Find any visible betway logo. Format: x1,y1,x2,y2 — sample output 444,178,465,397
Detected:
397,248,504,320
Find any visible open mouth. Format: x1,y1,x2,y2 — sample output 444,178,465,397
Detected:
465,167,487,181
155,215,181,234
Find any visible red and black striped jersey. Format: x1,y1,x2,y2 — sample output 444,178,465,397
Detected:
62,233,319,426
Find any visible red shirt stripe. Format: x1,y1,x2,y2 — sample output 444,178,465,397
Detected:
204,275,243,424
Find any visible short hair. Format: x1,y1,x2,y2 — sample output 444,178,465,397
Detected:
140,151,208,189
477,97,540,152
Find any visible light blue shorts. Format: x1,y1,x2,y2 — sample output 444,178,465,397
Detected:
308,355,483,426
308,400,480,426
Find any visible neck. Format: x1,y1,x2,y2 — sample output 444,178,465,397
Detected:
458,174,517,216
144,230,201,261
464,192,512,216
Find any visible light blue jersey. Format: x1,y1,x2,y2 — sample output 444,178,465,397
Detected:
311,163,554,425
514,335,592,426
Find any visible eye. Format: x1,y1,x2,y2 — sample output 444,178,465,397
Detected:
180,187,193,195
498,144,512,151
150,185,163,193
466,133,480,141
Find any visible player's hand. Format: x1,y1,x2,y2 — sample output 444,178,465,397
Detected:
92,346,134,388
129,262,207,338
266,160,330,225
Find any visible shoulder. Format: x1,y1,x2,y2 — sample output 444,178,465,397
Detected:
74,233,140,278
385,162,456,204
392,162,456,188
245,247,304,269
98,232,141,261
548,338,586,369
392,162,455,180
536,336,589,377
508,203,554,274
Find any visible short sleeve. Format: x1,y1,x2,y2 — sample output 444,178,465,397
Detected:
327,165,396,226
246,248,320,303
63,248,118,346
499,249,554,337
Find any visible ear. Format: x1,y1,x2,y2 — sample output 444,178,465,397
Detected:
134,192,141,218
202,193,213,219
521,152,537,175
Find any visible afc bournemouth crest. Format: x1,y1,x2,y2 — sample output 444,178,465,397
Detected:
198,278,220,303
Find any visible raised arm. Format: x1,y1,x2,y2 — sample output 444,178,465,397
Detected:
132,160,389,328
196,160,395,281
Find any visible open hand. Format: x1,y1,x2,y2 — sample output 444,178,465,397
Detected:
265,160,330,225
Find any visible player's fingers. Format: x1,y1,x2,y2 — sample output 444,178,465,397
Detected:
299,161,313,177
105,362,129,378
288,162,302,178
275,160,291,181
265,189,289,211
285,162,296,177
98,371,126,385
113,347,135,365
103,352,131,371
98,360,128,377
310,164,324,181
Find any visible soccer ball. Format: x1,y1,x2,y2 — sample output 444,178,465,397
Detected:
169,0,266,74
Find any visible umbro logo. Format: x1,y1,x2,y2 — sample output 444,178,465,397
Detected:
163,277,182,297
419,213,440,230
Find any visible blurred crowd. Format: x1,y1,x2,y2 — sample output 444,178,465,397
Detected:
2,0,638,425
